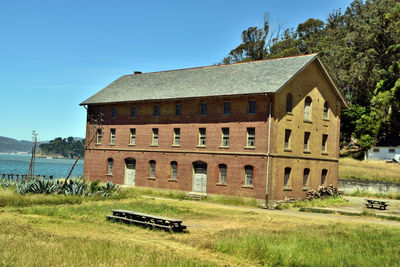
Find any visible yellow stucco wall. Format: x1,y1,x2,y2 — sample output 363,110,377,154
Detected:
269,61,342,201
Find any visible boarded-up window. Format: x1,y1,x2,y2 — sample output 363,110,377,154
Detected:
149,160,156,178
321,169,328,185
130,128,136,145
173,128,180,146
323,101,329,119
245,165,253,186
110,129,116,145
152,128,158,145
284,129,291,149
107,158,113,175
304,96,312,121
199,128,206,146
171,161,178,179
219,164,227,184
303,168,310,188
304,132,311,151
286,93,293,113
284,167,291,188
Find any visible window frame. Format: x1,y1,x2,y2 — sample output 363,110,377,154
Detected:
200,103,207,116
284,167,291,189
129,128,136,145
107,158,113,175
284,129,291,150
170,161,178,179
248,100,256,114
96,129,102,144
244,165,253,186
152,128,159,146
322,134,328,153
110,128,116,145
198,128,206,146
286,93,293,113
303,168,310,189
304,96,312,121
218,164,227,184
173,128,180,146
223,101,231,115
153,104,160,117
321,169,328,185
323,101,329,119
175,103,182,116
246,127,255,147
130,106,137,118
149,160,156,178
304,132,311,152
221,128,230,147
111,106,117,119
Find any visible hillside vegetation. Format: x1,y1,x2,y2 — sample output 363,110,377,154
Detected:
339,158,400,183
0,136,35,153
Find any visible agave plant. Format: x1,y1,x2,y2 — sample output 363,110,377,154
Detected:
101,181,119,197
0,179,17,189
16,177,61,194
60,179,88,196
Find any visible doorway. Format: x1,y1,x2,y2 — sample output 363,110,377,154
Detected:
192,161,207,193
124,158,136,186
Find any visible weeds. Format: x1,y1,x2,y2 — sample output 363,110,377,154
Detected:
349,189,400,200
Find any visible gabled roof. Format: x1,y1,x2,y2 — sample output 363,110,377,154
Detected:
80,53,348,108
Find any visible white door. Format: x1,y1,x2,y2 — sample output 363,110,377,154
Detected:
124,159,136,186
193,164,207,193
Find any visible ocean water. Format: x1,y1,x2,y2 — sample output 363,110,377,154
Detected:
0,154,84,178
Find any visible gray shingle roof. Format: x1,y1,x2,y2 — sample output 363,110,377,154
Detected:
81,54,320,105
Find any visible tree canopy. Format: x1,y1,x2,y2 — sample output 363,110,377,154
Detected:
222,0,400,150
39,137,85,159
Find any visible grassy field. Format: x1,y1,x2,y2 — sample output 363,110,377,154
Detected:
339,158,400,183
1,188,399,266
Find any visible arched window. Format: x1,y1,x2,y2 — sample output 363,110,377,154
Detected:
149,160,156,178
286,93,293,113
303,168,310,188
170,161,178,179
244,165,253,186
323,101,329,119
284,167,291,188
321,169,328,185
304,96,312,121
219,164,227,184
107,158,113,175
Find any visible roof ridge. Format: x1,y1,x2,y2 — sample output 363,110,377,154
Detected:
123,53,318,77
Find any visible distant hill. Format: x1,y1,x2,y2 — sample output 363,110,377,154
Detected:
0,136,38,153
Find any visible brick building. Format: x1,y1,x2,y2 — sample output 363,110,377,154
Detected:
80,54,348,203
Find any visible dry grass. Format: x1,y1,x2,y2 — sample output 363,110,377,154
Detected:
339,158,400,183
1,191,400,266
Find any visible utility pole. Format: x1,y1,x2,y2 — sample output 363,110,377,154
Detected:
27,130,38,179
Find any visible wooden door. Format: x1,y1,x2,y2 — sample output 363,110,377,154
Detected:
124,158,136,186
192,162,207,193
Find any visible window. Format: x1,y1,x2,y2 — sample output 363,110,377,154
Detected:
131,106,137,118
173,128,180,146
247,127,255,147
223,102,231,115
389,148,396,153
304,132,311,151
286,93,293,113
96,129,102,144
152,128,158,145
171,161,178,179
219,164,227,184
321,169,328,185
221,128,229,147
248,100,256,114
198,128,206,146
129,128,136,145
175,104,182,116
107,158,113,175
284,167,291,188
111,106,117,119
322,134,328,152
373,148,380,152
149,160,156,178
200,103,207,116
304,96,312,121
303,168,310,188
97,107,103,118
153,105,160,117
323,101,329,119
244,165,253,186
284,129,291,149
110,129,116,145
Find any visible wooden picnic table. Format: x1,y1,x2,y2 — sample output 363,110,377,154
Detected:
364,199,389,210
107,209,187,232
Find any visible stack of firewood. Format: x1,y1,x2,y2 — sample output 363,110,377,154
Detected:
304,185,339,201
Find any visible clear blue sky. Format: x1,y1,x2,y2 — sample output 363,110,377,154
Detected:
0,0,353,141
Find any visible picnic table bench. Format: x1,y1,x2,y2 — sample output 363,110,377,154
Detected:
107,209,187,232
364,199,389,210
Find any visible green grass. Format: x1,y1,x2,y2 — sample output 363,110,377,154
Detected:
339,158,400,183
292,196,349,208
349,189,400,200
205,225,400,266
